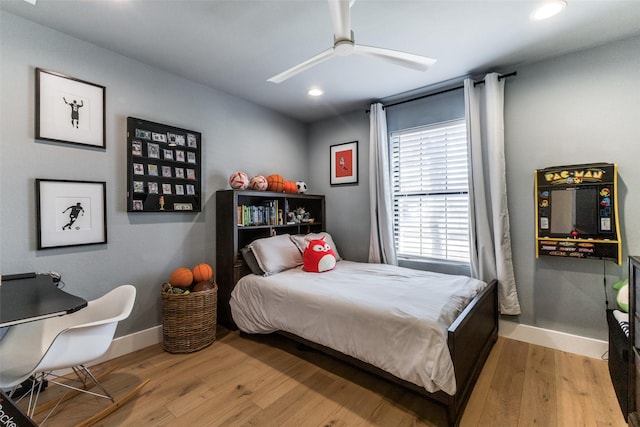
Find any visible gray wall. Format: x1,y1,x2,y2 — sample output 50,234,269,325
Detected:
505,35,640,340
2,9,638,343
308,35,640,341
0,12,308,337
308,110,371,262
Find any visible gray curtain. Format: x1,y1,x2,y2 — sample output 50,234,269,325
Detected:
368,103,397,265
465,73,521,315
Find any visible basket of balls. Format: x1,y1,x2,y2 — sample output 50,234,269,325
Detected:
161,263,217,353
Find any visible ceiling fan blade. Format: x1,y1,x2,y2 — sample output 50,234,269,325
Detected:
267,47,336,83
354,44,437,71
328,0,352,42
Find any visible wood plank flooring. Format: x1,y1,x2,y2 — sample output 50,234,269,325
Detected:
20,328,626,426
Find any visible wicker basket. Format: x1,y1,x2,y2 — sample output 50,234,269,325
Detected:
161,282,217,353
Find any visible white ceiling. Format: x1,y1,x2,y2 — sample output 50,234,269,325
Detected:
2,0,640,123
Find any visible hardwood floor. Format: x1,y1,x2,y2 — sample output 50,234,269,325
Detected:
22,328,626,426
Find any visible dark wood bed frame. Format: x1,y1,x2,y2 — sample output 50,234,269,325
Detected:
223,259,498,426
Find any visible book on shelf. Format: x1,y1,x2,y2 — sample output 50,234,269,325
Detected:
237,200,282,227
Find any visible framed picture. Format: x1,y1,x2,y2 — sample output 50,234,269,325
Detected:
36,179,107,249
127,117,202,212
147,143,160,159
131,141,142,156
330,141,358,185
36,68,105,149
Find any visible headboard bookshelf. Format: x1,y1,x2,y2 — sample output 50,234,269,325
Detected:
215,190,325,328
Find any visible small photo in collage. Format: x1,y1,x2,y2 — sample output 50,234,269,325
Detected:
147,143,160,159
148,182,159,194
187,134,197,148
133,181,144,193
132,140,142,156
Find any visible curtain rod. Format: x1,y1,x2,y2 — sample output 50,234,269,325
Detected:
374,71,517,111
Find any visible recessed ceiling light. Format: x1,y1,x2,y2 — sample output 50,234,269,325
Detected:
308,88,323,97
531,0,567,21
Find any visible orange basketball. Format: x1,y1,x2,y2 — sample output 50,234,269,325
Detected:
267,174,284,192
283,180,297,194
193,263,213,282
169,267,193,288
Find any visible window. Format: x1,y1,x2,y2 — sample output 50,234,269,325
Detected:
390,119,470,264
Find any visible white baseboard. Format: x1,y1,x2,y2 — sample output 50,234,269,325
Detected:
90,325,163,366
499,320,608,360
90,322,608,368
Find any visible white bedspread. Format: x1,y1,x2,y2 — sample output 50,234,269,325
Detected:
230,261,487,395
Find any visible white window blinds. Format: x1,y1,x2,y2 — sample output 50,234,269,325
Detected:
390,119,470,264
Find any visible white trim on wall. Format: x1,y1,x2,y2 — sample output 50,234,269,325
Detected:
93,321,609,369
499,320,608,360
90,326,163,366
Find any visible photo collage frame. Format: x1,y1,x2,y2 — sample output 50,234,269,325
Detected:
127,117,201,212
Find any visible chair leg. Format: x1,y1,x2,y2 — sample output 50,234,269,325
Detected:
24,372,47,419
72,365,114,403
36,365,115,425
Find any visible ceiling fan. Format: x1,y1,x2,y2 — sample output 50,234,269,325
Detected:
267,0,437,83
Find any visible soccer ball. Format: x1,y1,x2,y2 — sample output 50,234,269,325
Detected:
250,175,268,191
296,181,308,194
229,171,249,190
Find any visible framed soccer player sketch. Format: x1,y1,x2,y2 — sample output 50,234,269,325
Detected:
36,179,107,249
35,68,106,149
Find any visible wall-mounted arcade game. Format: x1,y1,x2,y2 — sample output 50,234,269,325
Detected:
535,163,621,264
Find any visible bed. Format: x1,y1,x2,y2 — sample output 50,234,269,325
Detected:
226,233,498,426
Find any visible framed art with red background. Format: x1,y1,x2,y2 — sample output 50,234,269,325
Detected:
330,141,358,186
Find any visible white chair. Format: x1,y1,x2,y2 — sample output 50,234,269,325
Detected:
0,284,137,424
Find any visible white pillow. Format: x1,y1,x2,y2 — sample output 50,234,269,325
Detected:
248,234,302,276
290,232,342,261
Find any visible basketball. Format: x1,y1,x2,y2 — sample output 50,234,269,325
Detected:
283,180,297,194
192,263,213,282
229,171,249,190
250,175,268,191
266,174,284,192
169,267,193,288
192,281,215,293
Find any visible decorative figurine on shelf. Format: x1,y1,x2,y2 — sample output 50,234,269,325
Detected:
159,196,165,211
295,207,306,223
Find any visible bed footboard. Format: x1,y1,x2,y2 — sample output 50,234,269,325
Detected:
273,279,498,427
445,279,499,426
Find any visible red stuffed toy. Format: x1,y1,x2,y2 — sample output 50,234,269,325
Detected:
303,237,336,273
